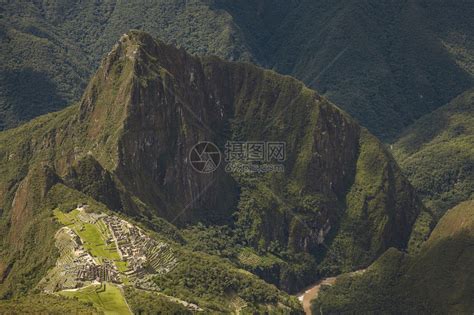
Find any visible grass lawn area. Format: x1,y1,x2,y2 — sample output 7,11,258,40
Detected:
54,209,121,262
77,222,121,261
59,283,131,315
54,209,76,226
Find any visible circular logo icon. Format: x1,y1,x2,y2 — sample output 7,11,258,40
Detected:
189,141,221,173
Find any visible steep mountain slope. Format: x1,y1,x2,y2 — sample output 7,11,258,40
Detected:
2,0,473,140
420,0,474,77
0,2,91,130
312,199,474,314
0,31,430,302
394,88,474,216
217,0,474,139
0,0,253,130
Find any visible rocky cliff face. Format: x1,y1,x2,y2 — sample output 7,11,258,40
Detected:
0,31,430,295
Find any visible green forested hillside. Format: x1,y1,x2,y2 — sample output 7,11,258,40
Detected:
1,0,473,140
394,89,474,216
0,0,252,129
1,1,472,311
217,0,474,139
0,32,429,308
312,199,474,314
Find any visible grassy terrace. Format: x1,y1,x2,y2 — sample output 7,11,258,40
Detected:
59,283,131,315
53,209,133,312
54,209,122,264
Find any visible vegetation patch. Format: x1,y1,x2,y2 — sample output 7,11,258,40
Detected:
312,200,474,314
394,89,474,217
124,287,192,314
0,293,100,314
59,283,130,315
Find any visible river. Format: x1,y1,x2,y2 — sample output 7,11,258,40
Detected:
296,269,366,315
297,277,337,315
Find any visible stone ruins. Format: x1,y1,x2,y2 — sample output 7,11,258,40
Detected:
39,207,177,293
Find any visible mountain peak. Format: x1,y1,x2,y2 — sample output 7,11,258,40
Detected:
114,30,166,61
0,31,431,299
121,29,156,44
78,31,181,150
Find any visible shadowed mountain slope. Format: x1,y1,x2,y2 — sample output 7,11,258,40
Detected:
216,0,474,139
1,0,473,140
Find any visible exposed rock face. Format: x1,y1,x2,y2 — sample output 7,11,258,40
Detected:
0,31,429,295
78,32,239,222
